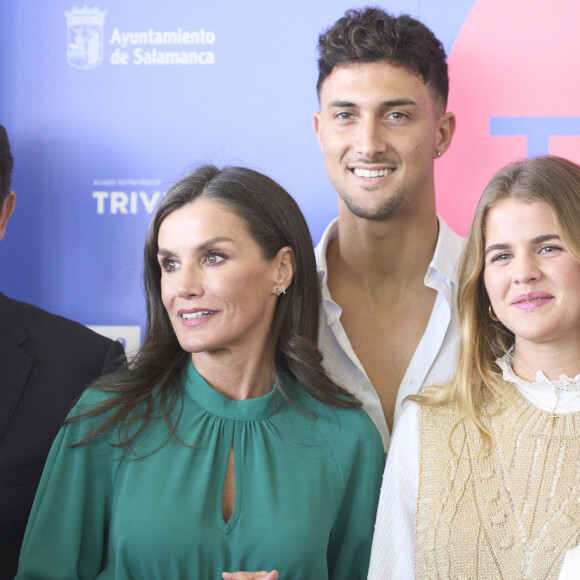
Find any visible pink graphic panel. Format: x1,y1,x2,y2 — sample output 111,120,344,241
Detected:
436,0,580,235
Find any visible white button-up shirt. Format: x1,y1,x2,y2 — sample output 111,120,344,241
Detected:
315,217,465,452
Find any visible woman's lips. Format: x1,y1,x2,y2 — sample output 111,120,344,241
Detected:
511,292,553,310
177,309,218,325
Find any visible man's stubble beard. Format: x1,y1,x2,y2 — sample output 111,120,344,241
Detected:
339,186,405,221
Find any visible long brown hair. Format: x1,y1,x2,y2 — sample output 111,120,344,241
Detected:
413,156,580,442
71,165,360,449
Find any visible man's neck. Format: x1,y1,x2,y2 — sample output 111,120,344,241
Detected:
324,205,440,432
327,207,439,293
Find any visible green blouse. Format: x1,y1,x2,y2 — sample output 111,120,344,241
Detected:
17,361,383,579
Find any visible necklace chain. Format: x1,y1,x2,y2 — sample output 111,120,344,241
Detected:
517,387,580,427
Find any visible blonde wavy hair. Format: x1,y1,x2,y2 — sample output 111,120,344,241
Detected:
412,156,580,443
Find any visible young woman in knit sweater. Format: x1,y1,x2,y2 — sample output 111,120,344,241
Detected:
368,155,580,580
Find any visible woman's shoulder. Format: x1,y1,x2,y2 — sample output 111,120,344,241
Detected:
321,403,381,440
67,385,128,423
288,382,382,454
414,384,464,451
62,387,122,439
75,384,119,407
418,381,452,399
414,382,460,415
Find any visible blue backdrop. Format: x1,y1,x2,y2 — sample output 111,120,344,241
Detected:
0,0,478,350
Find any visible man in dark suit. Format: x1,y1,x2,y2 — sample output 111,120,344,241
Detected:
0,124,125,579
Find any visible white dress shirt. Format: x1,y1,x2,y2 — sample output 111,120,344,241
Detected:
558,545,580,580
368,357,580,579
315,217,465,452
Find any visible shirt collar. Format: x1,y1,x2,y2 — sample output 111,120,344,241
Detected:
315,216,463,289
426,217,464,287
314,218,339,304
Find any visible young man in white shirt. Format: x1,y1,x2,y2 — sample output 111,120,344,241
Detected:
313,8,464,452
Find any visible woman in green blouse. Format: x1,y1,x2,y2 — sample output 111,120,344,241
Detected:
16,165,384,580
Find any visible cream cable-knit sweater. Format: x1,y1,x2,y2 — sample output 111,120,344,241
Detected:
415,385,580,579
368,371,580,580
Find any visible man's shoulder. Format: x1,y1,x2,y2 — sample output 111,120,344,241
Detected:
314,218,339,268
0,292,119,353
431,217,466,283
437,217,466,249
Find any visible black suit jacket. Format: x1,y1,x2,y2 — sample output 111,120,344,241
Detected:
0,292,125,579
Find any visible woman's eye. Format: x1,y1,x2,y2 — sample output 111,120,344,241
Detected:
539,245,562,254
160,258,180,272
491,252,511,263
206,253,225,265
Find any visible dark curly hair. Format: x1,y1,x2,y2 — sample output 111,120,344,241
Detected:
316,7,449,111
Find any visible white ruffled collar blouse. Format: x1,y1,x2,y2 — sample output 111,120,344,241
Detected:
496,353,580,414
